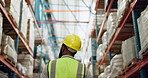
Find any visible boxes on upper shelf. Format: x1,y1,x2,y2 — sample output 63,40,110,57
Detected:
0,12,3,52
122,36,138,67
17,54,34,77
27,18,35,52
137,6,148,50
1,44,17,63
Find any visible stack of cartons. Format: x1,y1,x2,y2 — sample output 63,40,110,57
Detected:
122,36,138,67
1,34,17,64
106,12,117,43
4,0,29,39
117,0,129,26
17,54,34,77
137,6,148,50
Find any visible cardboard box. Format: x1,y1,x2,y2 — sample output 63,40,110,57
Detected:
1,45,17,63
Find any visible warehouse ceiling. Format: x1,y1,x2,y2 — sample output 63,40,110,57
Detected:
48,0,97,61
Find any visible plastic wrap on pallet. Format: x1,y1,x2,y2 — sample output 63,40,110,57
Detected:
34,27,49,43
122,36,138,67
27,18,35,52
96,44,104,62
137,5,148,49
17,63,27,75
2,34,15,50
8,0,21,26
103,65,111,78
17,54,34,66
98,73,105,78
117,0,129,26
1,45,17,63
24,65,33,78
106,12,117,43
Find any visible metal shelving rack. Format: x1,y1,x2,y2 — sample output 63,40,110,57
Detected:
0,0,52,77
0,0,34,77
95,0,148,77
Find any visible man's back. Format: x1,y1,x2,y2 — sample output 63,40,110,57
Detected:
48,57,84,78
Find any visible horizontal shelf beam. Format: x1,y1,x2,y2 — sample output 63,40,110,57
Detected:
0,3,33,56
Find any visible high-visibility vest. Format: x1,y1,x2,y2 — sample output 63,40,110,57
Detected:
48,57,85,78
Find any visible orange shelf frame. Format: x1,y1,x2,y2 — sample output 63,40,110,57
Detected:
0,55,26,78
98,0,138,68
119,56,148,78
96,0,114,43
0,3,33,56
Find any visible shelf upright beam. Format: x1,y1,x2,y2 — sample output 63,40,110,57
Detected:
132,10,147,78
96,0,114,43
0,3,33,56
98,0,137,68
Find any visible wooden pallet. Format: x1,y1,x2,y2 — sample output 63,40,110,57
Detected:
121,58,138,74
3,55,16,67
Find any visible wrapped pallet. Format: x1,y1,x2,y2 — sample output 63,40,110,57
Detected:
137,6,148,50
117,0,129,26
110,54,123,78
17,54,34,77
17,63,27,75
4,0,21,26
122,36,138,67
2,34,15,50
27,18,35,52
1,45,17,63
106,12,117,43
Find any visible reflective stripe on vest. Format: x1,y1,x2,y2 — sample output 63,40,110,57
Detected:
48,58,85,78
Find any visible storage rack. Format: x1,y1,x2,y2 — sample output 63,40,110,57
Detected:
95,0,148,77
0,0,53,77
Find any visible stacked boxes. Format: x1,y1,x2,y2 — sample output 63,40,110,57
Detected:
20,1,29,39
27,19,35,52
106,12,117,43
17,54,34,77
5,0,21,26
122,36,138,67
4,0,30,39
1,34,17,63
137,6,148,49
98,54,123,78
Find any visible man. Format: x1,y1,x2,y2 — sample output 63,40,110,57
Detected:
42,34,91,78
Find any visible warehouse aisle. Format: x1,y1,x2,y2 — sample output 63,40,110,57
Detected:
0,0,147,78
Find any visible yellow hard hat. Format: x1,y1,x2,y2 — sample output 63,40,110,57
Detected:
62,34,81,51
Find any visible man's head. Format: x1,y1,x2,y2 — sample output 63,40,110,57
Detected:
59,34,81,58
